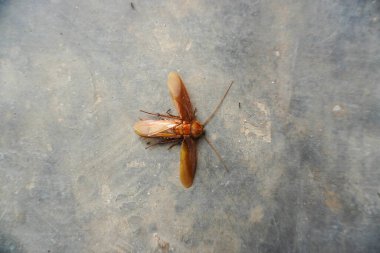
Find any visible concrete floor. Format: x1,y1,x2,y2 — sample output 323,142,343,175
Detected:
1,0,380,252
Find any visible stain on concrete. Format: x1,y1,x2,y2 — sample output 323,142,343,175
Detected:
0,234,24,253
324,190,343,214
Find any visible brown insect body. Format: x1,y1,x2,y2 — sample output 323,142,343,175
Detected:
172,120,193,137
134,72,232,188
133,119,203,139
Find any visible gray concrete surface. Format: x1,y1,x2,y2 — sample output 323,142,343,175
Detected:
1,0,380,252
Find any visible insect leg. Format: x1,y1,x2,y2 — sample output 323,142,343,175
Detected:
168,139,183,150
166,108,177,117
145,138,182,149
140,110,180,119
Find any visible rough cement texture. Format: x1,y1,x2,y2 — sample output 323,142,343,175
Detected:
0,0,380,252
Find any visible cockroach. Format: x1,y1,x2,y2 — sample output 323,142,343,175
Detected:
134,72,233,188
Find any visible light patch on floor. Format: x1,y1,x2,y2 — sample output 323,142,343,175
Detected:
127,160,146,168
249,205,264,224
241,101,271,143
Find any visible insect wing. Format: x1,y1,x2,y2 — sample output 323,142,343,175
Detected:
167,72,195,122
134,120,180,138
179,137,197,188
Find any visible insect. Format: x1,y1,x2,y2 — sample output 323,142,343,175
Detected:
134,72,233,188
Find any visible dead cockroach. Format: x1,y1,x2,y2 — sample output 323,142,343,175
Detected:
134,72,233,188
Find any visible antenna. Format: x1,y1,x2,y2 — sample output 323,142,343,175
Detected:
203,81,234,126
204,136,228,171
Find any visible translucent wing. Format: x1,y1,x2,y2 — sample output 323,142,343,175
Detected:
179,137,197,188
167,72,195,122
134,120,181,138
